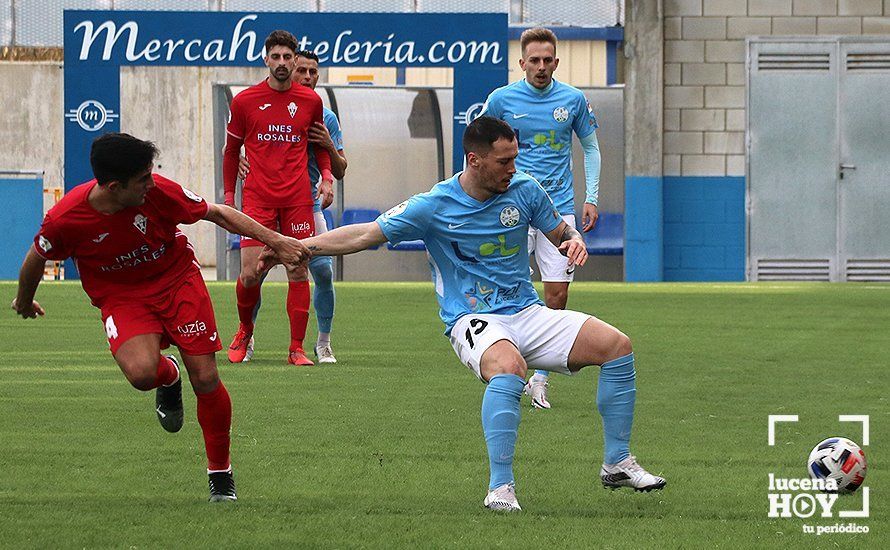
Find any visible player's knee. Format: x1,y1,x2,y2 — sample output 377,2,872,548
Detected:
121,362,159,391
484,354,527,379
239,271,262,287
607,331,633,362
544,288,568,309
309,258,333,284
188,368,220,393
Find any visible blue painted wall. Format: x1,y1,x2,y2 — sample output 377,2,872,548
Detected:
625,176,663,282
0,177,43,279
663,176,745,281
624,175,746,282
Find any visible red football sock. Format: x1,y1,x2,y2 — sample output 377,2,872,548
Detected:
155,355,179,388
196,380,232,472
236,277,261,333
287,281,310,352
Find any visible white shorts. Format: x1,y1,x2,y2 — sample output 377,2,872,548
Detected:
529,214,575,282
448,304,591,382
313,211,329,235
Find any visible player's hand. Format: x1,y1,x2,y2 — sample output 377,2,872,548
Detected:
308,122,334,151
558,237,588,270
257,245,282,272
237,155,250,180
317,179,334,210
582,203,599,232
271,236,311,268
11,298,45,319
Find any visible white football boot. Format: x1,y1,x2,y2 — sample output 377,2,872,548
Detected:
524,375,551,409
600,455,667,492
483,483,522,512
314,344,337,364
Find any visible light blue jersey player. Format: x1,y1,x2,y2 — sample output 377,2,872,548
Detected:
238,50,348,364
288,117,666,512
481,27,602,409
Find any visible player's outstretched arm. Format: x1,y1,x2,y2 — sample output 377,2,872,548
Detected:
305,222,387,256
545,221,588,268
203,203,309,267
11,246,47,319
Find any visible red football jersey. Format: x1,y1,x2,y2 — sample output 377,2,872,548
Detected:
226,79,326,207
34,174,210,307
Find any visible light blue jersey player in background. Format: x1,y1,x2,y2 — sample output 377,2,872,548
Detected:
238,50,348,363
481,27,602,410
276,117,665,512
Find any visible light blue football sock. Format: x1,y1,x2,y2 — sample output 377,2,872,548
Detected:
533,370,549,379
597,353,636,465
481,374,525,489
309,255,335,335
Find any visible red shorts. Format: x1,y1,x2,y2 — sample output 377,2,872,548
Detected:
240,203,315,247
99,268,222,356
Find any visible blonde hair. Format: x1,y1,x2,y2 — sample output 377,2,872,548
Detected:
520,27,557,57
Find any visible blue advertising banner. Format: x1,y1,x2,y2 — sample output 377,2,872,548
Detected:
63,10,508,277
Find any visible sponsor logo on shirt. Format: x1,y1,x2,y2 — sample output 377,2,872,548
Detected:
93,232,110,243
291,221,312,234
553,106,569,123
479,234,520,258
100,243,167,272
257,123,302,143
383,200,409,219
259,103,271,111
182,188,204,203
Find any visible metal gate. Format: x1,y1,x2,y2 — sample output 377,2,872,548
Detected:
747,37,890,282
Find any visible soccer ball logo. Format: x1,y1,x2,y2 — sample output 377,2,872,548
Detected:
553,106,569,123
499,206,520,227
807,437,867,494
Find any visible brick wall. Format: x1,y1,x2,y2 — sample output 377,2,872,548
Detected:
663,0,890,176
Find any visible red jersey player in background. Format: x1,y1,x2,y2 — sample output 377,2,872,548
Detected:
223,30,333,366
11,133,309,502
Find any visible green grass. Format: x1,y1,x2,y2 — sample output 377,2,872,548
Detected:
0,281,886,548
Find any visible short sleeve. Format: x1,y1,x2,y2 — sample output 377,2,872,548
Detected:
480,91,501,119
152,174,210,225
226,94,246,140
527,180,562,234
326,111,344,151
375,193,437,244
33,212,72,261
572,92,598,139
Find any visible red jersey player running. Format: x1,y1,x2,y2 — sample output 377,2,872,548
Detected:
223,30,333,366
11,133,309,502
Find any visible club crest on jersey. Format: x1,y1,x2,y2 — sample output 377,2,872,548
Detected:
133,214,148,235
288,102,298,118
553,106,569,123
499,205,520,228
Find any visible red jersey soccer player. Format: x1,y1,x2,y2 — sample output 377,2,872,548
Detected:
11,133,309,502
223,30,333,366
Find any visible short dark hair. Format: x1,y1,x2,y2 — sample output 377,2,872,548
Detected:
264,30,298,54
90,133,158,186
462,116,516,156
296,49,319,63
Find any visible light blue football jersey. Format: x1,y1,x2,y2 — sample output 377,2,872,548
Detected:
307,107,344,213
376,172,562,335
482,78,597,215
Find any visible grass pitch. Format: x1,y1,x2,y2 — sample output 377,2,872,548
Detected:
0,281,886,549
